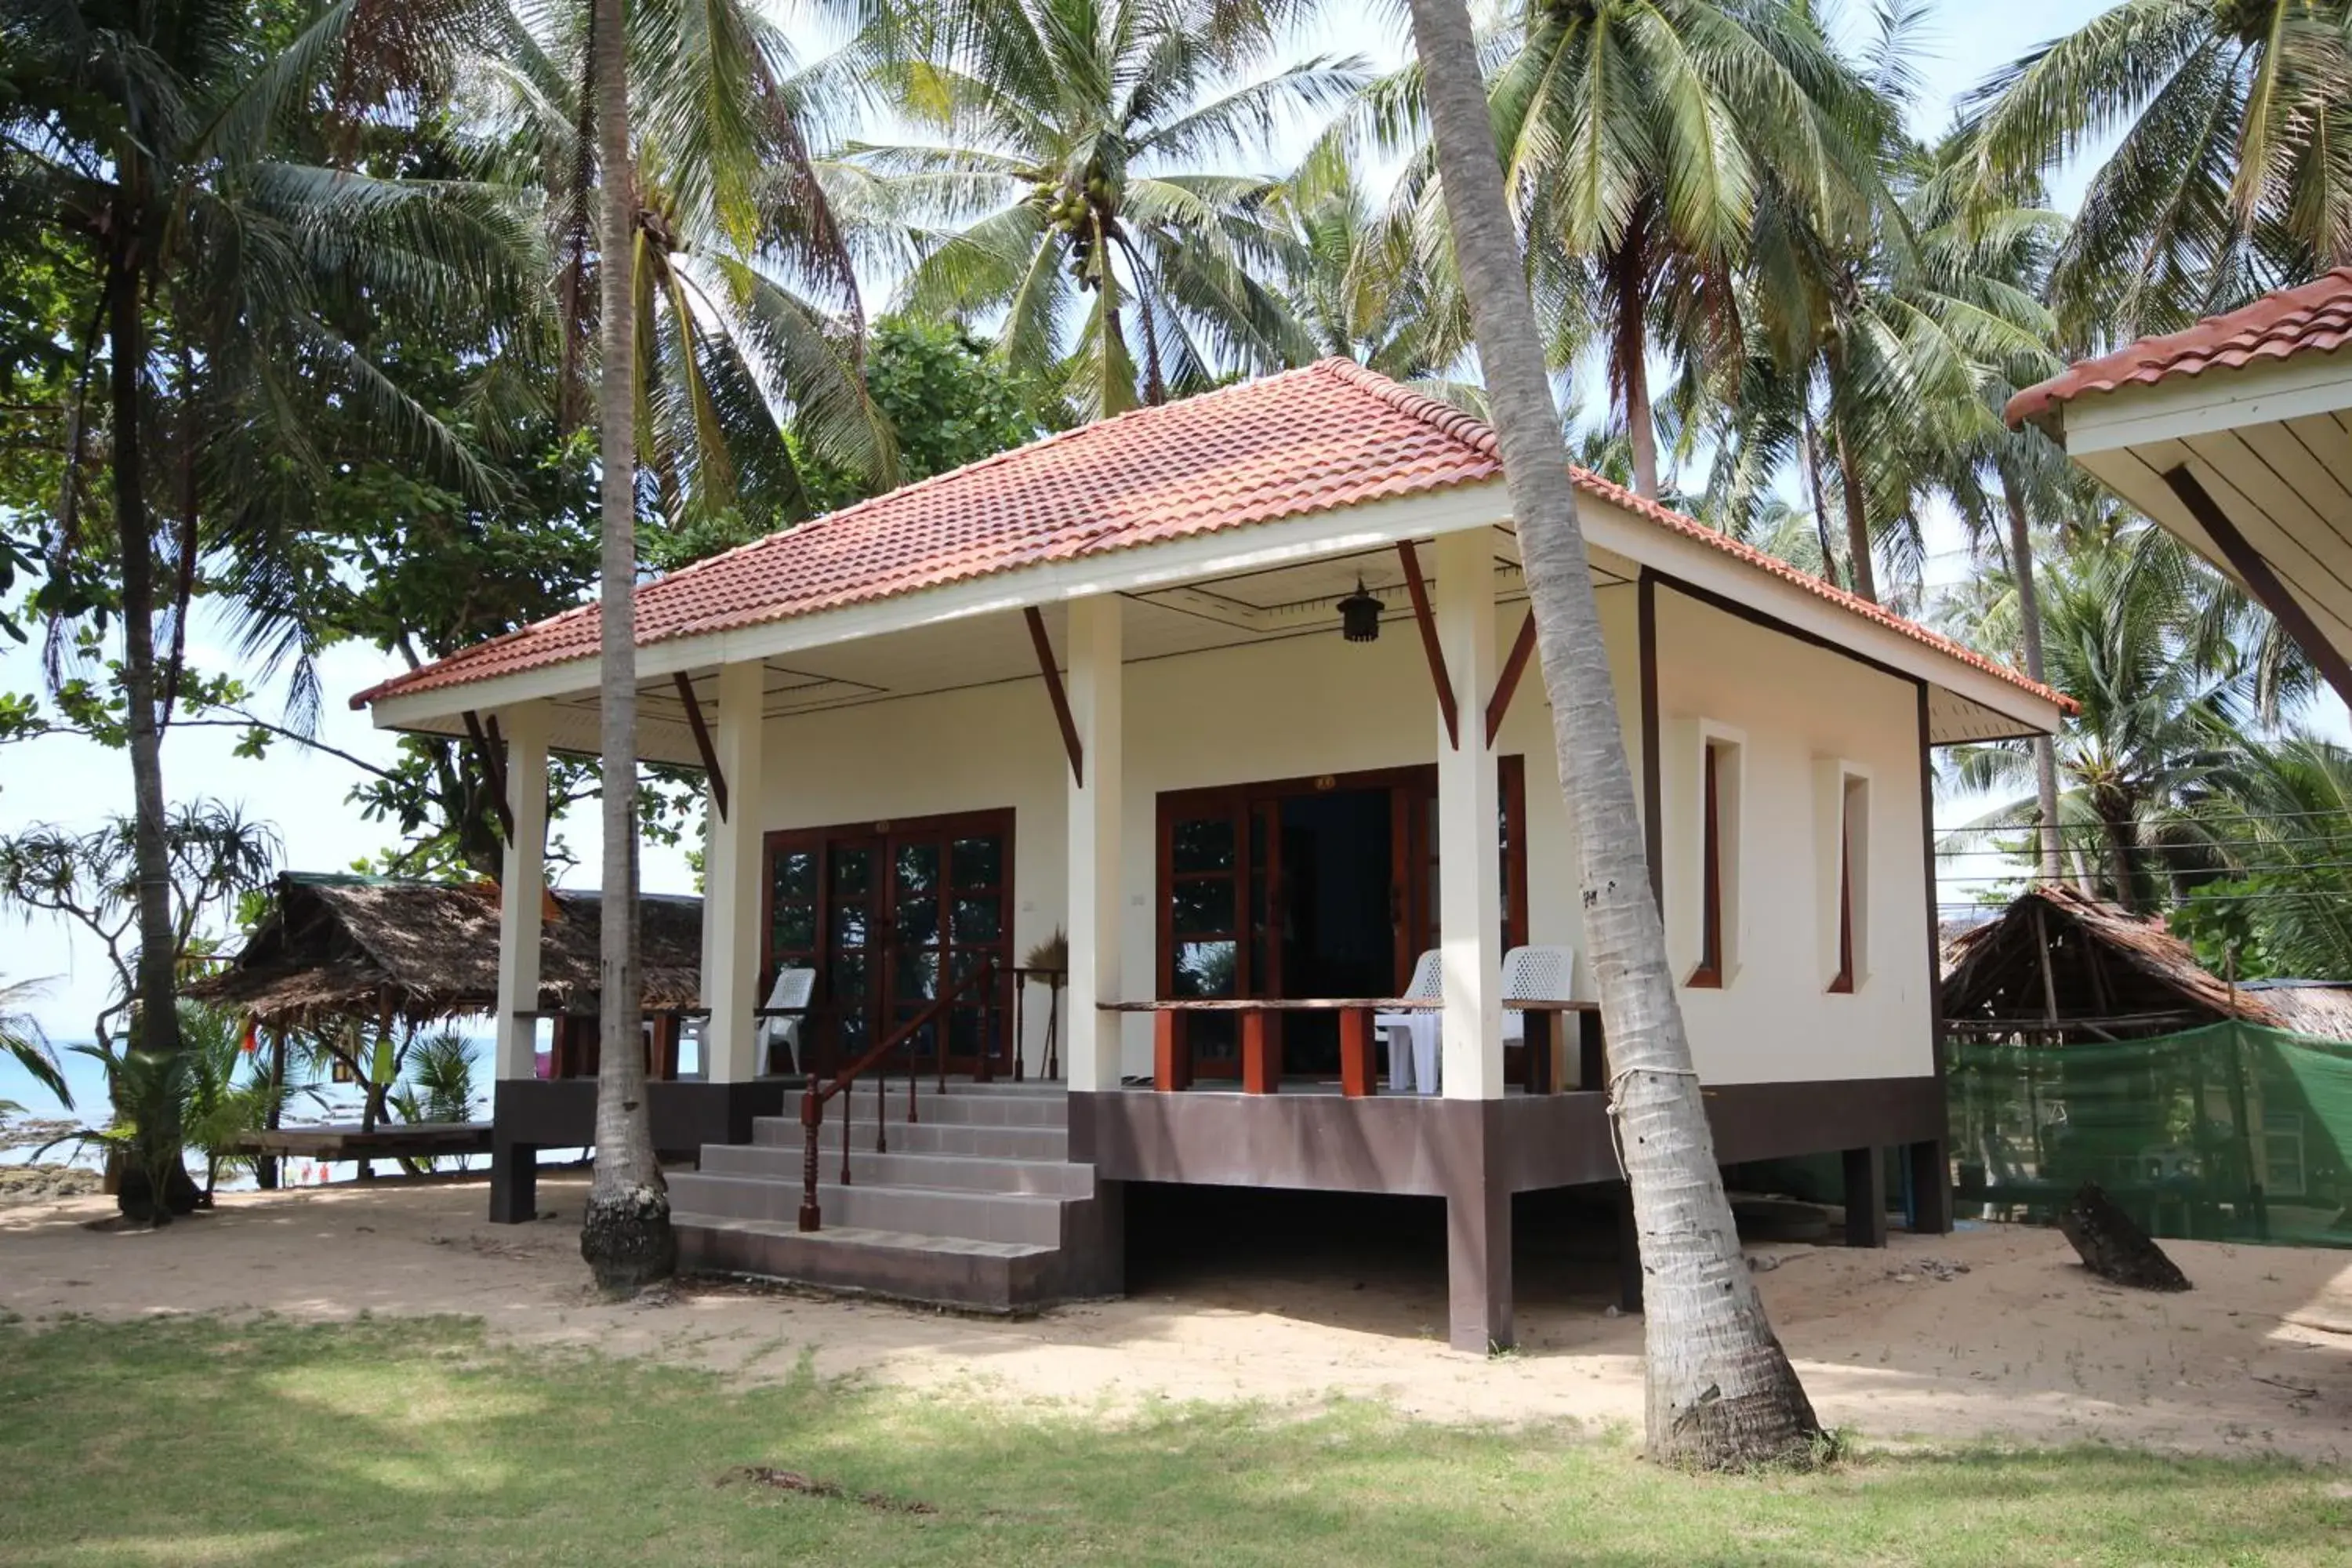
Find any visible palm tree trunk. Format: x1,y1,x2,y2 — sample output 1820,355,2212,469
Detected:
580,0,674,1294
1403,0,1819,1468
104,217,186,1116
1611,238,1660,500
2003,478,2063,883
1831,404,1876,604
1799,403,1842,590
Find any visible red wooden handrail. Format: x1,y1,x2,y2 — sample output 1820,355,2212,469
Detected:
798,960,999,1232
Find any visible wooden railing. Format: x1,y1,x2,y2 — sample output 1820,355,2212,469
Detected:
797,960,1000,1232
1099,997,1602,1094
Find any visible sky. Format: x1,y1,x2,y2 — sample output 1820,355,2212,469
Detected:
6,0,2339,1039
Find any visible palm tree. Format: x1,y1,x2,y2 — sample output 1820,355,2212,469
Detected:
1965,0,2352,339
1279,151,1461,387
578,0,673,1292
846,0,1363,415
1946,524,2256,911
2185,737,2352,980
1479,0,1886,500
1401,0,1819,1468
2,0,526,1085
481,0,893,535
1,978,71,1115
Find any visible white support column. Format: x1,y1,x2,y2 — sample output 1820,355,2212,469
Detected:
1064,595,1125,1091
700,661,768,1083
1434,528,1503,1098
493,703,550,1081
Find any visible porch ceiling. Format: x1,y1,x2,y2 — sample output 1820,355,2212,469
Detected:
397,539,1562,767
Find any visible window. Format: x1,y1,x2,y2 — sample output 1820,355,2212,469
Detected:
1690,744,1726,987
1817,762,1870,993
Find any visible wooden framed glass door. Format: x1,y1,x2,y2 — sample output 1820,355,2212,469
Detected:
1156,763,1530,1083
762,810,1014,1078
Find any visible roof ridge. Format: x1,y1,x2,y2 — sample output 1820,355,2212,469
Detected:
1312,358,1501,456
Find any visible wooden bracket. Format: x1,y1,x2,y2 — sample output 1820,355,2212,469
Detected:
1024,606,1085,786
2162,465,2352,709
463,710,515,841
1396,539,1459,749
1485,607,1537,746
672,673,728,821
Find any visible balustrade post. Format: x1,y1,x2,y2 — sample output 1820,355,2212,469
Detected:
1240,1008,1279,1093
1340,1008,1377,1098
798,1087,822,1231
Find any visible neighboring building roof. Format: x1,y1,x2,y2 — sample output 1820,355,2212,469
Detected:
2241,979,2352,1041
358,359,2067,714
2006,268,2352,429
189,873,704,1024
1943,882,2286,1033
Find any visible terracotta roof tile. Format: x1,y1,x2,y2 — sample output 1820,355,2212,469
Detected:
358,359,2068,715
2006,268,2352,428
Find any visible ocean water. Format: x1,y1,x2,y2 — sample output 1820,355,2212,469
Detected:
0,1028,503,1191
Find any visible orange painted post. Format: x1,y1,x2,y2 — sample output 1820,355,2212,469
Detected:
1340,1008,1377,1098
1240,1008,1279,1094
1154,1011,1192,1091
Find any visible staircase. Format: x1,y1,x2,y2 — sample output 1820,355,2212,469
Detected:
670,1081,1118,1313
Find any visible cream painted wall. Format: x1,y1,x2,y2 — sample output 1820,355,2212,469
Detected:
1650,586,1933,1084
752,577,1929,1088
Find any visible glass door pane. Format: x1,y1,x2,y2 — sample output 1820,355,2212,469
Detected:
826,839,880,1072
946,829,1008,1069
1163,800,1247,1074
887,837,943,1066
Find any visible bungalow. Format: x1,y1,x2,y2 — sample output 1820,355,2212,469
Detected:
357,360,2067,1348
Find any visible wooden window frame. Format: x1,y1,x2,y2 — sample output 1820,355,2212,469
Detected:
1825,770,1868,996
760,807,1018,1075
1687,742,1725,989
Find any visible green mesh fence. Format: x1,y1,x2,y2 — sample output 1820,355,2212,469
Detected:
1949,1024,2352,1249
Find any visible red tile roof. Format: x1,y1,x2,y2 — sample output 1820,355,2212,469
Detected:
2007,268,2352,429
358,359,2068,714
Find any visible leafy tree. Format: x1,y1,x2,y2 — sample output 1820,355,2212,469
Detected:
2,0,529,1076
786,315,1064,518
0,803,279,1218
1400,0,1820,1467
849,0,1362,415
2174,738,2352,981
0,977,71,1114
1965,0,2352,339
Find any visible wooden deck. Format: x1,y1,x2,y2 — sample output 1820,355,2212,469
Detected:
233,1122,493,1160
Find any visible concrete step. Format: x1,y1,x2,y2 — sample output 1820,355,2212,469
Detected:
750,1116,1069,1160
758,1085,1067,1127
699,1141,1095,1199
668,1170,1072,1247
674,1214,1057,1314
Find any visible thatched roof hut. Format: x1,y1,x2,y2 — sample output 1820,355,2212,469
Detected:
1941,883,2285,1041
191,873,702,1027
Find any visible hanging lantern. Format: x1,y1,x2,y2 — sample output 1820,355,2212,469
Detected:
1337,577,1383,643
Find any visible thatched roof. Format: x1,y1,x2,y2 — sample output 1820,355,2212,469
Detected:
191,873,702,1026
2242,981,2352,1040
1942,883,2285,1036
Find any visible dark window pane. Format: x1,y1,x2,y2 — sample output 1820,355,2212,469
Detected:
833,847,871,897
951,835,1002,888
771,902,815,951
953,896,1001,945
832,953,866,1003
895,950,939,1001
831,902,869,949
1171,877,1234,935
1171,817,1236,873
895,842,939,898
949,1007,983,1057
775,849,816,902
1173,940,1237,997
949,949,991,983
896,895,939,949
1189,1014,1238,1060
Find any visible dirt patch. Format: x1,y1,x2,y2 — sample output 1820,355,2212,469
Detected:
2,1175,2347,1461
722,1466,937,1514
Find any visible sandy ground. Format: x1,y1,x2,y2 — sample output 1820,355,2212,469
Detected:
3,1175,2348,1460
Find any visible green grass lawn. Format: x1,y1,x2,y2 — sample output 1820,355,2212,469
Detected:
0,1313,2342,1567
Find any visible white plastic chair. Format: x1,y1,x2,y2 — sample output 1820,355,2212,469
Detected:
1375,949,1444,1094
1503,944,1577,1087
1501,945,1577,1044
760,967,816,1076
